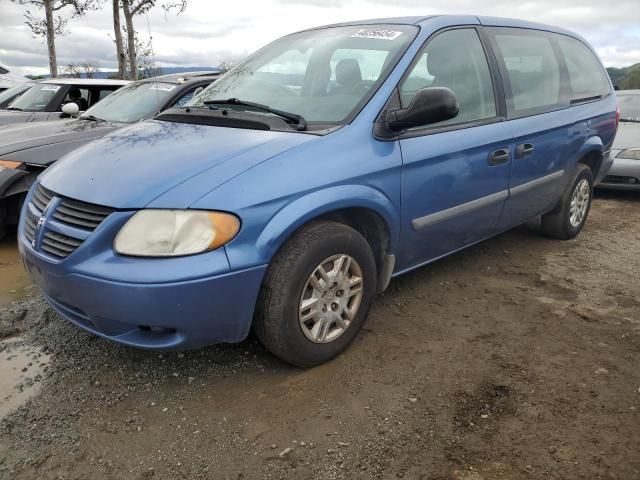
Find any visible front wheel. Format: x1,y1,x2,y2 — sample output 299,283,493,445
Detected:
541,164,593,240
254,221,377,367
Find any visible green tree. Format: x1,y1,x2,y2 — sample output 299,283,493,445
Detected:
620,66,640,89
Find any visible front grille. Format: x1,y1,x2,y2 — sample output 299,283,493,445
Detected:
23,183,114,260
53,197,113,230
31,184,54,212
24,214,37,243
42,231,83,258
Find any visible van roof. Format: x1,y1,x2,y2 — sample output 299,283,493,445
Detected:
313,15,579,38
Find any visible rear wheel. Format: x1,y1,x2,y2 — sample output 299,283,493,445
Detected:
541,164,593,240
254,221,377,367
0,200,6,241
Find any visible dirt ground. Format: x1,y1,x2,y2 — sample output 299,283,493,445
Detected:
0,191,638,480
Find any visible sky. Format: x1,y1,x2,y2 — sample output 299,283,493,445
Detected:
0,0,639,76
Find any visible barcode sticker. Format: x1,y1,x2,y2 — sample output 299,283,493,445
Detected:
352,29,403,41
150,84,177,92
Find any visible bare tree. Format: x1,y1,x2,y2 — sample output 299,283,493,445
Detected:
218,60,236,72
11,0,100,78
118,0,188,80
81,60,98,78
63,62,81,78
112,0,126,79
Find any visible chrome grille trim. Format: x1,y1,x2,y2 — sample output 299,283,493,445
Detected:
23,183,114,260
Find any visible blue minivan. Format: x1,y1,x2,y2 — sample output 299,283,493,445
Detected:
19,15,617,366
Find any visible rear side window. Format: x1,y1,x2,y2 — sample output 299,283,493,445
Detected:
491,31,561,113
556,35,609,101
399,28,496,128
98,88,117,101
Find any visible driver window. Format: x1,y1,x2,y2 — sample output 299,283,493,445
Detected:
399,29,496,128
61,87,89,111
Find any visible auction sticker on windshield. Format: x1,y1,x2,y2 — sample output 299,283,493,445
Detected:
41,85,61,92
352,29,403,40
150,84,177,92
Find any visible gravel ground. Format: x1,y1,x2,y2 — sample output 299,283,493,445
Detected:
0,191,638,480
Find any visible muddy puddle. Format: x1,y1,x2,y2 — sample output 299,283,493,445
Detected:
0,230,31,307
0,336,51,420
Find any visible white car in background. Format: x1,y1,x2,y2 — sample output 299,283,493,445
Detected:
598,90,640,190
0,63,29,92
0,78,129,126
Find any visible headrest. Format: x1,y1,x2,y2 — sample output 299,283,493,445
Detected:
426,49,467,77
335,59,362,87
68,87,81,98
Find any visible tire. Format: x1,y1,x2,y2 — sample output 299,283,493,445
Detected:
541,164,593,240
0,201,6,241
254,221,377,367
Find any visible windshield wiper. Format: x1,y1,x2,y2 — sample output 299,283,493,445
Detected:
203,98,307,131
620,118,640,123
79,114,105,122
6,107,23,111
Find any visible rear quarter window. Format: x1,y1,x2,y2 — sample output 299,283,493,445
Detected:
555,35,610,101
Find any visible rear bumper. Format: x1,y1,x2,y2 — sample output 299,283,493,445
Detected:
597,157,640,190
20,237,267,349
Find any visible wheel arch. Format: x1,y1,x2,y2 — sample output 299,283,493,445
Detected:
575,136,605,178
254,185,400,291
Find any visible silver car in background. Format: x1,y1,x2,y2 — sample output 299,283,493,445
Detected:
599,90,640,190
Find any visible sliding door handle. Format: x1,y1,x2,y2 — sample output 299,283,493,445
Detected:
516,143,535,159
488,148,510,166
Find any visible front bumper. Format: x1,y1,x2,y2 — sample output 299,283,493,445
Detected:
597,156,640,191
18,184,267,350
20,239,267,349
20,241,266,349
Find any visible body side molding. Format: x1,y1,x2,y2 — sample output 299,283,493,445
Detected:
411,189,509,230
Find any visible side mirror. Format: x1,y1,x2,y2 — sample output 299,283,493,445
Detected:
61,102,80,117
386,87,459,132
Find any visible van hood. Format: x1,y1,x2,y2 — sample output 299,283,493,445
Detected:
0,118,121,162
41,119,316,209
0,110,35,126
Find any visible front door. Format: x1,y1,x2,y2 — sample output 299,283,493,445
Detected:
397,27,511,271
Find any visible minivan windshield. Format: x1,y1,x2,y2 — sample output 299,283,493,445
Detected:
617,93,640,121
190,24,418,128
80,81,177,123
8,83,63,111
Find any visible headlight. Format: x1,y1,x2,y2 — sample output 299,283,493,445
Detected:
617,148,640,160
114,210,240,257
0,160,23,171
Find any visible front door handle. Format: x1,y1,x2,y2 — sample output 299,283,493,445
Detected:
488,148,510,166
516,143,535,159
